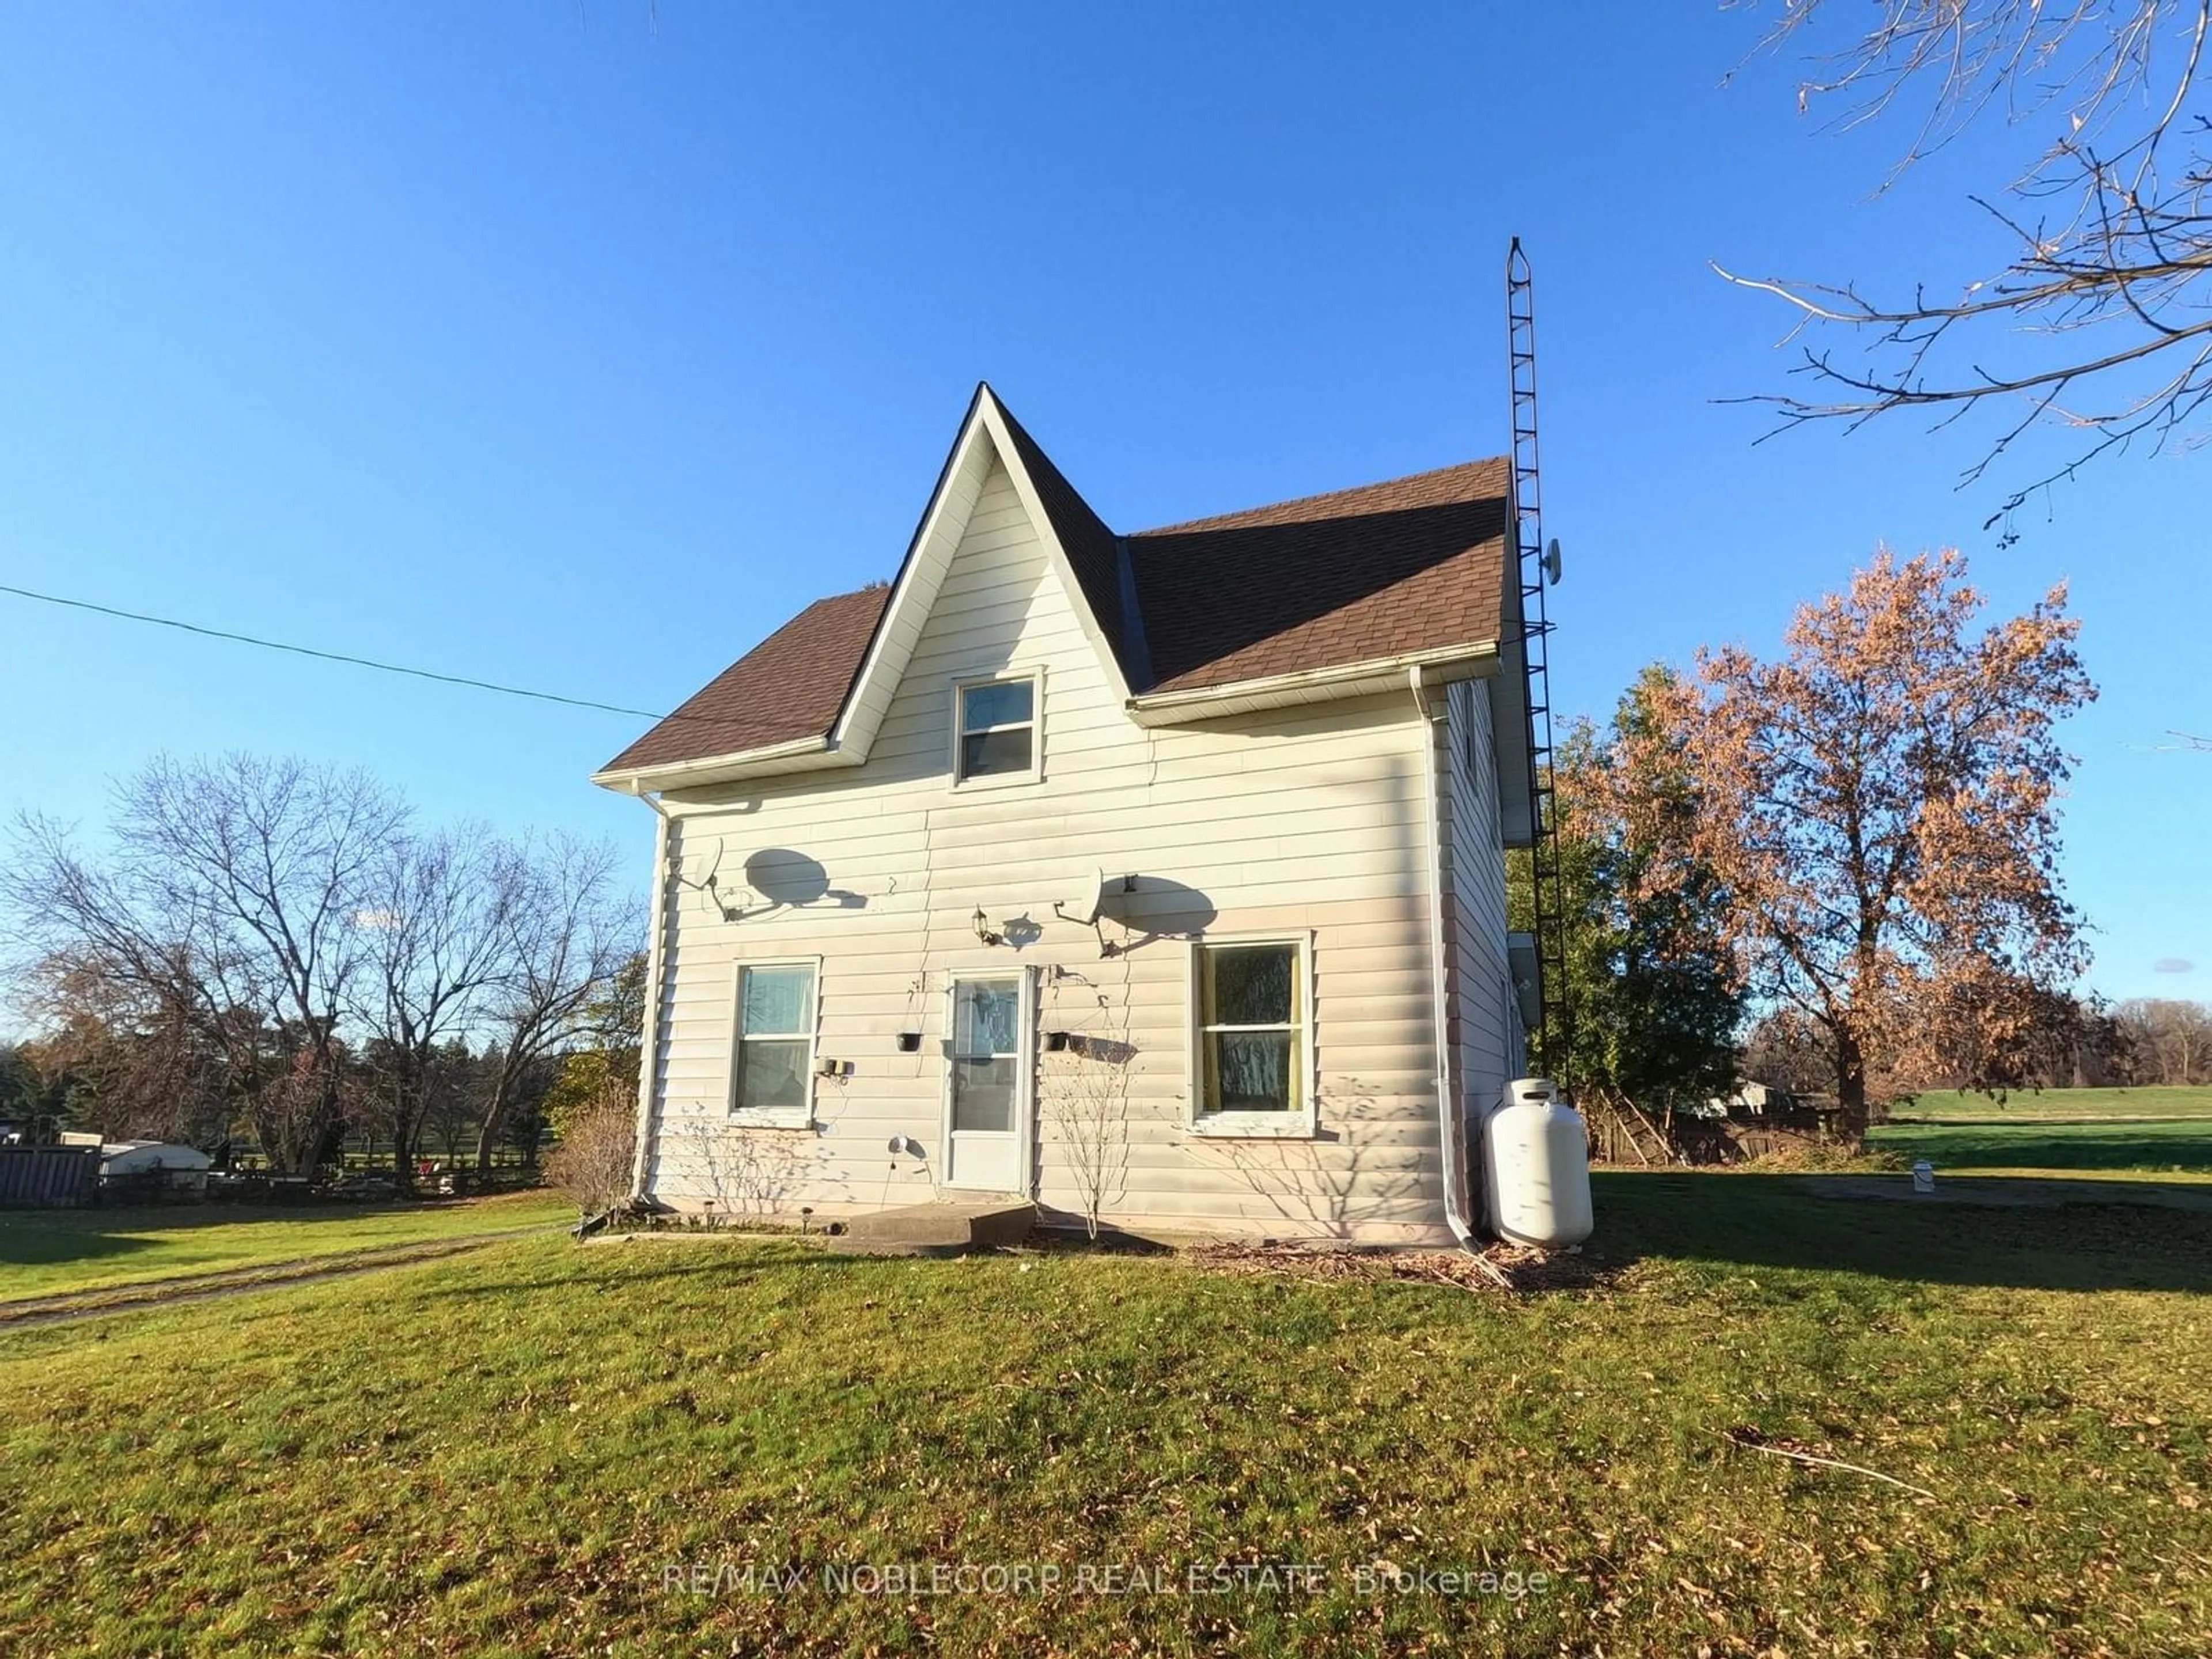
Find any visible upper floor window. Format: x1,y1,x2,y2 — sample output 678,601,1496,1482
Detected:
953,673,1039,786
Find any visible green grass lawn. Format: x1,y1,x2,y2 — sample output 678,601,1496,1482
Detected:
0,1191,573,1302
0,1174,2206,1656
1868,1085,2212,1177
1869,1116,2212,1176
1893,1085,2212,1120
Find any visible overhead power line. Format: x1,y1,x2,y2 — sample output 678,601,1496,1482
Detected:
0,580,715,736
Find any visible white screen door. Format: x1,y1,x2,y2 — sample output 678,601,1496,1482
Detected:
942,973,1032,1193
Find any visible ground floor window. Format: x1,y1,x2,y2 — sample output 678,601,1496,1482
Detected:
733,961,817,1121
1194,938,1313,1132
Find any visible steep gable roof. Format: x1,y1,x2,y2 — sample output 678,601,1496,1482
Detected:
596,388,1511,783
991,397,1140,685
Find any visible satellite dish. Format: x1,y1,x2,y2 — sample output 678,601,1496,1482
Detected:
1543,538,1563,586
1054,868,1111,929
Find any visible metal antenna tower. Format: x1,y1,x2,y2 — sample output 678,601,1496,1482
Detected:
1506,238,1571,1079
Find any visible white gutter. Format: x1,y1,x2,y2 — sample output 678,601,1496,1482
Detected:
1412,664,1479,1250
590,732,844,797
599,643,1506,786
1129,641,1500,723
626,782,675,1200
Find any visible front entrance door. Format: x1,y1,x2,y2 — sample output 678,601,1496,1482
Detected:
942,972,1032,1194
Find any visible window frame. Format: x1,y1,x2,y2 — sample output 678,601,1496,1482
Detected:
948,668,1044,790
728,957,822,1128
1186,932,1319,1138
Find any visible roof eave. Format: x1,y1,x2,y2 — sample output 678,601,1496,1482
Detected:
1127,641,1500,728
589,734,855,796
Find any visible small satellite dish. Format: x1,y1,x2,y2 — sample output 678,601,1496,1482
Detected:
1543,538,1563,586
1054,868,1111,929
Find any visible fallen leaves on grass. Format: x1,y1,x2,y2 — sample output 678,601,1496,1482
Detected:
1185,1240,1612,1294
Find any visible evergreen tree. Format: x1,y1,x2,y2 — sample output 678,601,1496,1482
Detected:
1512,668,1744,1112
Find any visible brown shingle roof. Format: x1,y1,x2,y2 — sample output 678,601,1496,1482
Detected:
992,399,1141,685
1126,457,1510,692
598,586,889,774
599,396,1509,777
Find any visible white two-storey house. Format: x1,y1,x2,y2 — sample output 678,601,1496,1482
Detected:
594,386,1538,1246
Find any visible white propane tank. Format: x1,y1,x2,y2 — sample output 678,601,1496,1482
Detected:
1483,1077,1593,1248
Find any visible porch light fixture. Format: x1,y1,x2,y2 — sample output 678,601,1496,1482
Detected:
972,906,1002,946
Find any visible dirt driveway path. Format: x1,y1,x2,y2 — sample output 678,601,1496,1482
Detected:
0,1224,566,1332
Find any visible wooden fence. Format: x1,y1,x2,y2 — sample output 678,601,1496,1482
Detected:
0,1145,100,1207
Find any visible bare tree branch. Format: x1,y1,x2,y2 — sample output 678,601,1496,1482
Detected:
1727,1,2212,521
473,834,634,1172
349,827,515,1192
2,756,406,1171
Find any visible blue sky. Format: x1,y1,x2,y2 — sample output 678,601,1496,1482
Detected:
0,3,2202,1004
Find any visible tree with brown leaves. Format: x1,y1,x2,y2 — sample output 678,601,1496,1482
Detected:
1652,548,2096,1135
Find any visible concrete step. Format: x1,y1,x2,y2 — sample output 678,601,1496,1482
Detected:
824,1199,1036,1257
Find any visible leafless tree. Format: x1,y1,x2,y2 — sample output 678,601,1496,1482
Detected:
1039,961,1135,1240
1740,1009,1840,1098
2116,997,2212,1082
10,949,232,1145
1724,1,2212,527
543,1086,637,1218
417,1041,483,1163
3,756,404,1171
4,756,637,1180
672,1114,808,1221
472,834,633,1172
350,827,518,1192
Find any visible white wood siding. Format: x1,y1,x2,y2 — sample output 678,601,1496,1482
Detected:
1441,677,1522,1141
635,449,1495,1244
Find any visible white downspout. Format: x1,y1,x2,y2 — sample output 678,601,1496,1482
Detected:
1412,665,1479,1250
626,783,675,1200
